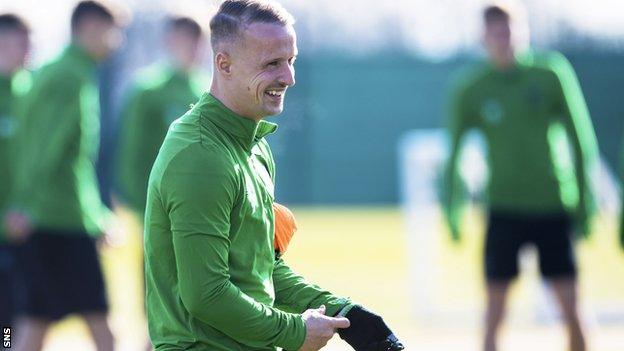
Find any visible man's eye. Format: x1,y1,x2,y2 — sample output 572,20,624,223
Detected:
267,61,280,67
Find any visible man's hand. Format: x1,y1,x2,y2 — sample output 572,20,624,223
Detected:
441,202,461,244
4,210,32,243
98,215,126,249
299,305,350,351
337,305,405,351
447,214,461,243
574,201,593,239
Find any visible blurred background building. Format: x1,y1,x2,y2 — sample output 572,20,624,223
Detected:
3,0,624,205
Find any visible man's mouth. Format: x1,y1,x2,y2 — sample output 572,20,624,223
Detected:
265,89,285,98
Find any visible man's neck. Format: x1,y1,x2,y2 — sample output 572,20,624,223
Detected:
71,38,99,62
209,81,262,122
168,58,194,75
492,52,515,71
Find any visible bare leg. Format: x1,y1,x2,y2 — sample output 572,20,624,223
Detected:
14,317,49,351
549,277,586,351
83,312,115,351
484,280,511,351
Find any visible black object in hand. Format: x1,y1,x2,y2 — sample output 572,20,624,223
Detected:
376,334,405,351
337,305,405,351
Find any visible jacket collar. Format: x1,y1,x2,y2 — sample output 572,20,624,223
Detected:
197,93,278,151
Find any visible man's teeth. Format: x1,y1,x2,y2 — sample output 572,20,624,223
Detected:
266,90,283,97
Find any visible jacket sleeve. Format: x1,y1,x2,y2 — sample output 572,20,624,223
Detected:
442,75,473,241
163,144,306,350
550,53,599,235
273,257,351,316
115,88,152,213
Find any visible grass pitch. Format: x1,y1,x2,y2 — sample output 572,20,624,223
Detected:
40,206,624,350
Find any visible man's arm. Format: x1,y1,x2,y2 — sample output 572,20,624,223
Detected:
273,258,351,316
164,145,306,350
550,53,599,237
271,226,404,350
115,88,152,213
442,77,472,242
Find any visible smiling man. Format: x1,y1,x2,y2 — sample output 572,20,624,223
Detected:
143,1,402,351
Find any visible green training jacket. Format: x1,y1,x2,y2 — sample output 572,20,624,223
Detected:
0,70,31,241
115,64,207,214
443,51,599,239
144,93,350,350
11,44,110,236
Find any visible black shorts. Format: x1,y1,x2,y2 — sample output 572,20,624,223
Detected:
485,211,576,281
16,229,108,321
0,243,17,326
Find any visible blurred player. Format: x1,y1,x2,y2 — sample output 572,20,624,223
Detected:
114,15,207,351
0,13,30,329
115,15,208,218
143,1,403,350
5,2,122,350
443,3,599,351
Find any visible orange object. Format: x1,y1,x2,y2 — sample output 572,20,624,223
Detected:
273,202,298,255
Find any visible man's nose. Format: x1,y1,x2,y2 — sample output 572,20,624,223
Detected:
279,64,295,87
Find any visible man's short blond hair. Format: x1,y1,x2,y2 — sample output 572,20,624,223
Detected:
209,0,294,50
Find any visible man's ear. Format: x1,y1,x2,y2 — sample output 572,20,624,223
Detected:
215,51,232,76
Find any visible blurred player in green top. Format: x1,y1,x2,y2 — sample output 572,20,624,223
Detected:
0,13,30,329
115,15,208,217
143,1,403,350
4,2,122,350
114,14,208,351
443,4,598,351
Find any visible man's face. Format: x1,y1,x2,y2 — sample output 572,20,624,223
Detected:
484,18,513,59
0,29,30,72
81,17,122,60
166,28,202,71
227,22,297,120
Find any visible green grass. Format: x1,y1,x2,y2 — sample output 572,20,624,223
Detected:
41,206,624,350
